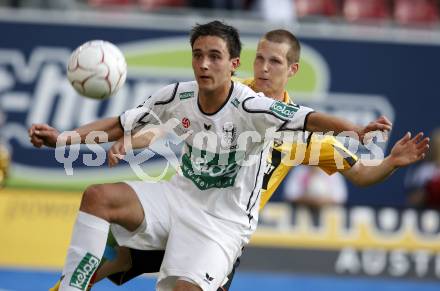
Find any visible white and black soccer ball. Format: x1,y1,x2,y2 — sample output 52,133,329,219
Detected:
67,40,127,100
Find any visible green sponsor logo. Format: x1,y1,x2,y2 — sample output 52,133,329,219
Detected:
270,101,299,119
231,97,240,108
181,144,244,190
70,252,100,290
179,91,194,100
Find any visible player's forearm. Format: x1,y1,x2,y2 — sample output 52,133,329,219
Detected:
306,112,361,136
70,117,123,144
344,157,398,187
129,126,165,149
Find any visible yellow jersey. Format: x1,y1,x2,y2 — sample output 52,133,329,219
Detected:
239,78,358,209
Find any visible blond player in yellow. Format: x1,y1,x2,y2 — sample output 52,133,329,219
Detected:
70,29,428,291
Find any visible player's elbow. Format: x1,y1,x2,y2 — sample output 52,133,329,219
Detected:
343,165,373,187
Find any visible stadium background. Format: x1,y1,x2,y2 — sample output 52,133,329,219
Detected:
1,2,440,290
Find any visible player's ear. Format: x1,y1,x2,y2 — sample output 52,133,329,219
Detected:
288,62,299,77
231,57,240,71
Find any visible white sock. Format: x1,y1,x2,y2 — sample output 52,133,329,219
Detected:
60,211,109,291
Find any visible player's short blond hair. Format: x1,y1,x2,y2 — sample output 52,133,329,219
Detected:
263,29,301,65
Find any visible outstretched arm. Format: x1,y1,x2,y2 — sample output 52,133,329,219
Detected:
306,112,392,141
342,132,429,186
29,117,123,148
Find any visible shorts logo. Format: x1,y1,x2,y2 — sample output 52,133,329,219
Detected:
179,91,194,100
182,117,191,128
69,252,100,290
270,101,299,119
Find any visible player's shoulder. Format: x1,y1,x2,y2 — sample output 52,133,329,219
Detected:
149,81,197,105
232,80,256,95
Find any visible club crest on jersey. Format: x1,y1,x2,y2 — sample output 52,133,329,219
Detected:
221,122,236,148
270,101,299,119
179,91,194,100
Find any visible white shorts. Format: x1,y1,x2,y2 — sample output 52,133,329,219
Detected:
110,180,244,291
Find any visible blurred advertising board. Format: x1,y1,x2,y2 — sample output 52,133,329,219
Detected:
245,203,440,280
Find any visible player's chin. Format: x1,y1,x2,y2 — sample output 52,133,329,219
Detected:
255,79,270,88
198,81,214,90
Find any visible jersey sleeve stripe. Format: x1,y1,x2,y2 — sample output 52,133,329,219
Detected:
155,82,179,106
332,145,358,167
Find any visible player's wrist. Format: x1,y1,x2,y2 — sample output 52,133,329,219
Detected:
384,155,400,170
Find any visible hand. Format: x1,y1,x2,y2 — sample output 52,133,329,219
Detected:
358,116,392,142
28,123,60,148
108,139,126,167
389,132,430,168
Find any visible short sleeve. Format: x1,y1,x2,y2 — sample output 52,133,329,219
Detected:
301,134,359,175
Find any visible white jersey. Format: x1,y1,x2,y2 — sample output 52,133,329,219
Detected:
119,81,313,233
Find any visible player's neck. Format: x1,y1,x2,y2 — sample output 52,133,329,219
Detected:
198,81,232,114
273,92,284,102
268,89,285,102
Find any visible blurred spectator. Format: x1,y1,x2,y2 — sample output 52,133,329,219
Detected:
252,0,297,23
283,165,347,208
139,0,185,10
394,0,439,26
343,0,391,22
295,0,339,18
405,129,440,209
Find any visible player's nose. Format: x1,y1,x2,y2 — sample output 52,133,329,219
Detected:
199,56,209,70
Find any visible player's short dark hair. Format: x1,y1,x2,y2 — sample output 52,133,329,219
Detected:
190,20,242,59
263,29,301,64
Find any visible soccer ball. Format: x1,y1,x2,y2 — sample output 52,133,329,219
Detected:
67,40,127,100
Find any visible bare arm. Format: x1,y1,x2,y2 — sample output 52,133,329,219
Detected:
29,117,123,148
73,117,124,144
107,125,166,167
342,132,429,186
306,112,392,141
